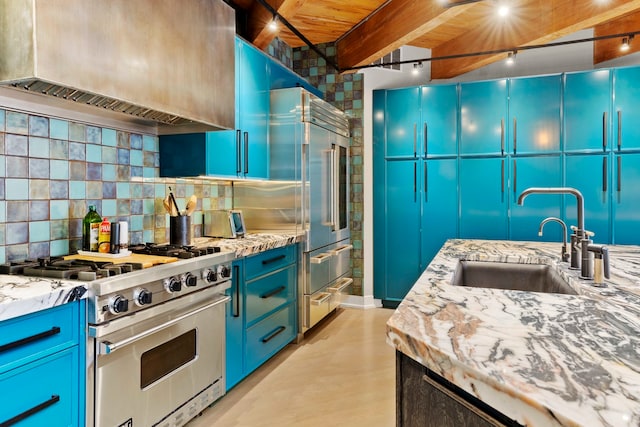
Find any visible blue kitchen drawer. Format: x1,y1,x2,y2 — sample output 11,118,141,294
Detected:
0,347,80,427
0,303,80,374
245,265,296,327
245,303,296,375
244,245,296,282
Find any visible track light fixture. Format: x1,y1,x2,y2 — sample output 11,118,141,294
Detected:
268,14,278,32
506,51,516,65
412,61,423,75
621,35,634,52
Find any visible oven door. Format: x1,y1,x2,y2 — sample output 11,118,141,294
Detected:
91,288,228,427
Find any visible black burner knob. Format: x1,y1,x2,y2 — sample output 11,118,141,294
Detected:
183,273,198,287
218,265,231,278
164,277,182,293
136,289,153,306
205,269,217,283
110,295,129,314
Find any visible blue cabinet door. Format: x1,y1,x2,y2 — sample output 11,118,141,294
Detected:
237,39,270,179
613,153,640,244
564,154,611,243
564,70,611,153
459,157,509,239
381,159,422,302
459,80,508,155
421,85,458,156
613,66,640,152
421,158,458,267
225,259,244,391
509,75,561,155
510,156,563,241
385,87,421,158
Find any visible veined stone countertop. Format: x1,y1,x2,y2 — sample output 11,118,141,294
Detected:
387,239,640,427
0,232,303,323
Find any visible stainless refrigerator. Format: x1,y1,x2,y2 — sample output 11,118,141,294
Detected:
235,87,352,333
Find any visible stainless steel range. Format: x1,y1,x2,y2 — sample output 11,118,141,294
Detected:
81,245,234,427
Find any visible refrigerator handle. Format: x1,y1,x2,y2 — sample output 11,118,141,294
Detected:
329,144,337,230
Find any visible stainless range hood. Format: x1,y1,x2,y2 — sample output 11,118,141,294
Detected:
0,0,235,134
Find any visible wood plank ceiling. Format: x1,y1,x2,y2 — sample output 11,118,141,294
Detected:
229,0,640,79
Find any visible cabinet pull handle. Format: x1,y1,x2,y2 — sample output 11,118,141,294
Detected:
512,159,517,195
603,111,608,150
413,123,417,157
260,286,286,299
500,118,505,155
424,161,428,203
233,265,240,318
0,326,60,354
500,159,505,194
236,130,242,174
602,156,608,192
513,117,517,155
424,122,428,157
617,156,622,192
413,162,417,202
262,254,286,265
617,110,622,151
243,132,249,174
261,326,286,343
1,395,60,426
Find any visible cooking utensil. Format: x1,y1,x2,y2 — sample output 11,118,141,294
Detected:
163,196,176,216
185,195,198,216
168,186,181,216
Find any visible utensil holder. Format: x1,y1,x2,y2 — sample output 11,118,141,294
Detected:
170,216,192,246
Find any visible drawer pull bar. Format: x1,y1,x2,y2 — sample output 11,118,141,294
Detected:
260,286,286,299
0,326,61,354
310,253,331,264
330,244,353,255
261,326,286,343
311,292,331,305
261,254,286,265
328,277,353,293
1,394,60,426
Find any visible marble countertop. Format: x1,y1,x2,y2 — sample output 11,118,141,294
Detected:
387,239,640,427
0,232,303,323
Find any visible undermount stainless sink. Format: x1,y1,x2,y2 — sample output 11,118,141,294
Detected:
451,261,577,295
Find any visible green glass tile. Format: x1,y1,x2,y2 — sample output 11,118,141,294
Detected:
6,178,28,200
143,199,154,214
130,134,143,150
6,111,28,134
0,109,5,131
69,180,86,199
86,143,102,162
143,229,154,243
117,131,129,148
117,199,130,216
130,149,143,166
49,139,69,159
102,146,117,164
0,201,5,222
130,214,143,231
49,119,69,140
29,221,50,242
116,182,130,199
69,122,86,142
102,164,116,181
143,135,157,151
101,199,117,217
143,167,156,178
102,128,117,146
29,136,51,158
50,160,69,180
50,200,69,220
0,247,5,264
50,239,70,257
117,165,130,180
86,181,103,199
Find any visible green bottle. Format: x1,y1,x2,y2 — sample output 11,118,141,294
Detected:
83,205,102,251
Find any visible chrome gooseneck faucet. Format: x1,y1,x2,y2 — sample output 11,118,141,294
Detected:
517,187,597,279
538,217,569,262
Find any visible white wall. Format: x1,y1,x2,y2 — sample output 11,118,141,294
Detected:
356,30,640,307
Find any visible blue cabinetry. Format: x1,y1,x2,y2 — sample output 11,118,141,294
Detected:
385,87,422,158
613,67,640,151
510,156,562,241
613,153,640,244
564,70,611,153
421,85,458,156
565,154,611,243
459,79,507,155
508,75,561,155
225,245,297,391
0,301,85,427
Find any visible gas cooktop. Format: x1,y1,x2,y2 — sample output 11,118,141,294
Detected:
0,257,141,281
129,243,221,258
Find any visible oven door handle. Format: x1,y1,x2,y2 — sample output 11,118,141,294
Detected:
98,296,229,355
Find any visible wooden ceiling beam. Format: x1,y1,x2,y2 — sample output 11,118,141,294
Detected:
593,10,640,63
247,0,307,50
431,0,640,79
336,0,478,71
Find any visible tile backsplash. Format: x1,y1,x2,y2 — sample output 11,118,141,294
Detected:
0,108,232,263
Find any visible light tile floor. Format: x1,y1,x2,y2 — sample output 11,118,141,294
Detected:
187,307,396,427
